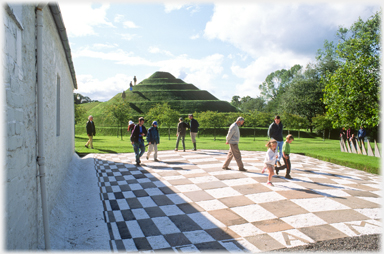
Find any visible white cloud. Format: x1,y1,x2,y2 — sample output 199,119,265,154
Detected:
148,46,174,56
156,54,225,93
92,43,118,49
164,3,187,13
60,3,114,37
72,47,153,66
204,3,380,99
73,47,224,88
205,3,380,58
231,50,313,98
76,74,133,102
74,50,225,101
114,14,124,23
190,34,200,40
123,21,139,29
164,3,200,14
120,33,140,41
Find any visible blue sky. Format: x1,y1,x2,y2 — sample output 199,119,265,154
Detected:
59,1,381,102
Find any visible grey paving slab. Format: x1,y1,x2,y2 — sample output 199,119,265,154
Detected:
93,150,382,252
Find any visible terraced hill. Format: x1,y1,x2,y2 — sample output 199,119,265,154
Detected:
82,71,238,126
121,71,237,114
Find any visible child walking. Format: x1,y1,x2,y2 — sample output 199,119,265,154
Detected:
146,121,160,161
262,139,278,186
275,134,294,179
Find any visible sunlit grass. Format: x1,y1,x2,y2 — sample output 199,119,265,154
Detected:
76,135,380,174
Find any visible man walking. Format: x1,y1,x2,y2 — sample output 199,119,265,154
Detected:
222,117,246,171
85,115,96,149
130,117,147,166
146,121,160,161
268,115,283,166
188,114,199,151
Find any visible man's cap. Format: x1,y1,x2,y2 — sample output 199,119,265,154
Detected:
237,117,244,122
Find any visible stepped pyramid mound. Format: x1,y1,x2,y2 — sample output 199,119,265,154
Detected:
122,71,238,114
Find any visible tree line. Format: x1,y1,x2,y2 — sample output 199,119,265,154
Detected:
231,10,381,133
75,10,380,141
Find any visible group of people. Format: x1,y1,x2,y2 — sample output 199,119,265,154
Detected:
222,115,293,187
340,126,367,149
127,114,200,165
84,114,294,186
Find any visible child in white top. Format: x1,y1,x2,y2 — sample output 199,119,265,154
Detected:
262,139,278,186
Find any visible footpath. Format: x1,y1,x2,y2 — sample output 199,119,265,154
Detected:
49,150,381,252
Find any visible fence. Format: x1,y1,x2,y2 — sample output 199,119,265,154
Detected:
340,138,381,158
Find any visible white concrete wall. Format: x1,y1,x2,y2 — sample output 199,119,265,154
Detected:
4,4,75,250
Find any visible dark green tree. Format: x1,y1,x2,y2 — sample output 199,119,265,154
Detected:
322,10,381,129
198,111,222,141
312,114,333,140
230,96,241,110
108,100,132,140
279,64,325,132
74,104,86,125
259,64,302,113
147,103,179,140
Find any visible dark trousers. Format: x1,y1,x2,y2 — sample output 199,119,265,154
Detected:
276,155,291,177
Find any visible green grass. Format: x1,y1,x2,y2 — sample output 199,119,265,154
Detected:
76,135,380,175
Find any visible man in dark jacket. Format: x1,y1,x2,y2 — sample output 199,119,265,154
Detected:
130,117,147,165
188,114,199,151
268,115,283,166
85,115,96,149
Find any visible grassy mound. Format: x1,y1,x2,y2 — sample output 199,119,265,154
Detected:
79,71,238,125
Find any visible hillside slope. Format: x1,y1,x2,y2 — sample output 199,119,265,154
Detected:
79,71,238,126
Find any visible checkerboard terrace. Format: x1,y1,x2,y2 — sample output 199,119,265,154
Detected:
94,150,381,252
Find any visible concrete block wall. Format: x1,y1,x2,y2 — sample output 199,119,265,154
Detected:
4,4,76,250
40,5,75,215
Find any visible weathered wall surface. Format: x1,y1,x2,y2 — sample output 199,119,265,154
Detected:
4,4,75,249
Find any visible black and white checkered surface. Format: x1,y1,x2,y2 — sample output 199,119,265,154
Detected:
94,150,381,252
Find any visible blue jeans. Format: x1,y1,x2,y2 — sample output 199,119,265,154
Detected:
133,140,145,163
276,141,284,164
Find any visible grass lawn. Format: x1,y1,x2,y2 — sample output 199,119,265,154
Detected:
76,135,380,175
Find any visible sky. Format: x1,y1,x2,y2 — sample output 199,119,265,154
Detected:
59,1,382,103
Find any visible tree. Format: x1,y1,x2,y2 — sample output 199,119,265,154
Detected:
322,10,381,129
245,110,272,140
281,112,308,138
259,65,303,113
241,96,266,112
74,104,86,125
279,64,325,132
230,96,266,112
108,100,132,140
230,96,241,110
147,103,179,140
198,111,222,140
312,114,333,140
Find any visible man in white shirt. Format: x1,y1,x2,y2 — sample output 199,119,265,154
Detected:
222,117,246,171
